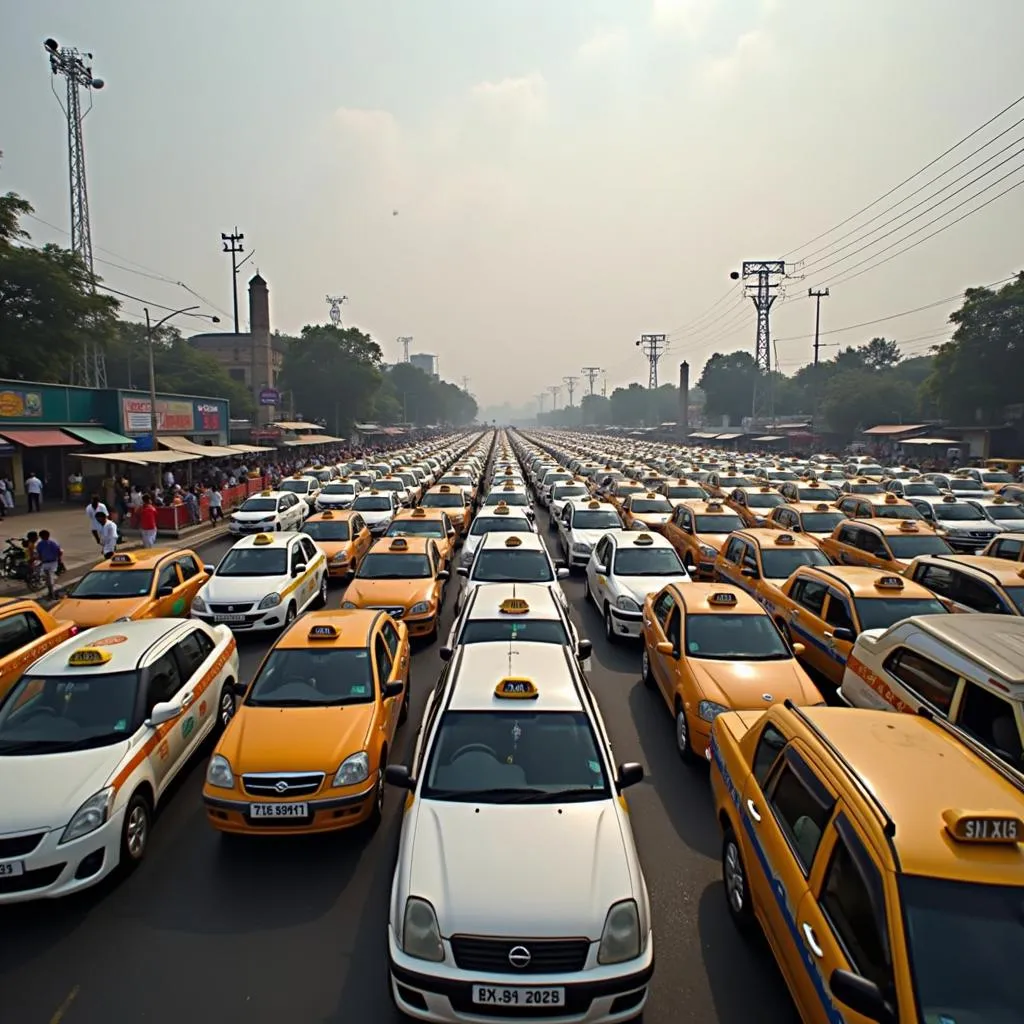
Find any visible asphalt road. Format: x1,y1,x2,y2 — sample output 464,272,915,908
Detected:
0,513,799,1024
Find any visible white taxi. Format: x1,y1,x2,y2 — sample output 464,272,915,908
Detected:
191,532,328,633
315,478,362,512
0,619,239,902
278,472,321,504
555,498,624,569
385,642,653,1022
352,489,402,536
228,488,308,535
585,531,691,643
459,503,535,569
455,533,568,614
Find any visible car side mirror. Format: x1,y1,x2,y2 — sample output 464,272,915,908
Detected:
557,567,570,579
231,681,249,697
577,639,593,662
147,701,180,728
831,627,855,643
655,640,674,656
829,970,895,1024
437,569,450,581
791,642,806,656
456,566,469,577
617,762,644,789
157,584,175,597
594,563,608,575
741,567,759,579
439,646,452,661
203,564,215,575
383,681,405,700
385,764,416,790
292,562,307,577
448,529,456,538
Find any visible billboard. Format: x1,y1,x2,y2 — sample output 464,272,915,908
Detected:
0,389,43,418
122,397,194,433
195,402,222,431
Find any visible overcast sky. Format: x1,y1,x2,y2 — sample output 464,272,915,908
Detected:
3,0,1023,411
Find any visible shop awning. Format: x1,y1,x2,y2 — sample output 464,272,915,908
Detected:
899,437,959,446
159,436,236,457
714,432,744,440
272,421,324,432
752,435,785,442
862,424,927,436
64,426,135,446
76,450,198,466
0,429,82,447
227,443,274,453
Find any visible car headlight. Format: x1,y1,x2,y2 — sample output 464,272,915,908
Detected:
191,594,207,613
698,700,730,722
261,515,277,523
341,600,358,609
257,592,283,610
206,754,235,789
402,897,445,962
331,553,349,563
699,544,717,558
332,751,370,787
60,787,114,845
615,595,641,613
409,601,431,616
598,899,641,964
114,614,134,622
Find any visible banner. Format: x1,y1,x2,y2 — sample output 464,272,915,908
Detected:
195,402,222,431
122,397,194,433
0,390,43,418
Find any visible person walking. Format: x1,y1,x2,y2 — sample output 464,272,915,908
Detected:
36,529,61,600
138,494,158,548
85,495,109,544
95,511,119,560
25,472,43,512
208,485,224,523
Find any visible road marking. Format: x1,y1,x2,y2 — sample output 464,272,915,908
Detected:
49,986,79,1024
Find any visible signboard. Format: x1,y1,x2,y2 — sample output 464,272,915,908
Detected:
195,402,222,431
0,390,43,419
122,397,194,433
259,388,280,406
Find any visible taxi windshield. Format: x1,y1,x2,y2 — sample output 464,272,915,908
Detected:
849,484,883,494
746,493,786,509
353,496,393,511
1005,587,1024,614
799,512,846,533
72,568,154,599
885,534,954,559
358,553,431,579
470,516,529,535
552,485,588,499
439,476,472,488
798,488,839,501
982,471,1015,483
874,504,923,520
238,497,278,513
685,614,789,660
947,481,986,493
0,673,139,754
759,547,831,579
321,483,356,495
616,485,645,496
388,520,444,538
933,504,986,521
374,480,406,492
302,521,350,542
279,480,312,494
853,596,948,631
245,648,375,707
484,492,528,506
903,483,942,496
472,550,553,583
990,504,1024,520
613,547,685,577
665,486,705,498
423,493,464,508
695,513,745,533
459,620,570,645
572,511,622,530
900,875,1024,1022
422,710,610,802
630,499,673,513
217,548,287,577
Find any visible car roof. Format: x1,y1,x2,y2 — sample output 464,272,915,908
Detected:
478,531,546,551
856,492,914,506
447,642,584,712
672,581,763,615
782,501,843,514
30,619,191,675
369,535,434,554
475,504,532,519
794,564,937,598
610,530,674,549
851,519,929,535
566,497,617,511
393,507,448,521
914,554,1024,586
275,609,380,649
229,531,300,549
464,582,563,621
244,489,290,499
733,528,821,550
306,509,359,522
92,548,183,570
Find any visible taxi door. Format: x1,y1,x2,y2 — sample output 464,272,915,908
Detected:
152,561,186,618
665,505,697,563
373,630,402,741
715,537,751,590
142,649,190,794
0,606,72,702
647,591,678,702
819,592,856,681
175,553,210,610
779,577,832,679
349,515,371,568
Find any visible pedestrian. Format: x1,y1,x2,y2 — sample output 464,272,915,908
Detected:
138,494,158,548
208,484,224,523
95,511,119,560
85,495,108,544
25,472,43,512
36,529,61,600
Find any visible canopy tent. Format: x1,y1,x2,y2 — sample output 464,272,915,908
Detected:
272,421,324,432
0,429,82,447
158,435,237,458
752,435,785,442
899,437,960,446
713,432,744,441
226,443,274,454
862,424,928,436
76,450,197,466
63,426,135,446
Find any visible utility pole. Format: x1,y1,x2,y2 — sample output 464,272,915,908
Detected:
45,37,107,388
602,371,608,398
535,392,547,415
808,288,830,365
221,230,245,333
731,260,787,422
326,295,348,326
396,336,413,362
461,376,471,393
581,366,602,396
548,385,561,411
563,376,578,407
635,335,667,389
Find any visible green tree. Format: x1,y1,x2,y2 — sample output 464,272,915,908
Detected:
821,370,918,436
697,351,760,424
861,336,901,370
580,392,611,425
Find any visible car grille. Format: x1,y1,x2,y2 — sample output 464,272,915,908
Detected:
369,606,405,619
450,936,590,974
0,832,45,858
970,531,995,539
209,603,254,614
242,772,325,797
0,863,64,895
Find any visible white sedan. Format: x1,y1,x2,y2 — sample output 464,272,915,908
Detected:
228,490,308,535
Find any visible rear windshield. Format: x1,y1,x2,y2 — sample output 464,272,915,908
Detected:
459,619,569,645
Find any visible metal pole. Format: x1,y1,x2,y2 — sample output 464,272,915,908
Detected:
809,288,829,365
146,308,158,450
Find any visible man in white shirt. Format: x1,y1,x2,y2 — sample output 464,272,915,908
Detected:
95,511,119,559
25,473,43,512
85,496,109,544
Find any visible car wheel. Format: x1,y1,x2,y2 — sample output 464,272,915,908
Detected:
316,574,328,608
365,766,384,832
675,698,697,763
120,790,151,871
399,672,410,725
722,827,754,933
604,604,618,645
284,602,297,628
641,647,655,689
216,682,236,733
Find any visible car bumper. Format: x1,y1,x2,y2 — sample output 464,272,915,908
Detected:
202,782,378,835
695,559,716,580
568,550,592,568
406,612,439,638
947,536,999,552
327,561,353,578
388,928,653,1023
191,607,289,633
0,809,125,904
228,521,277,535
608,606,644,639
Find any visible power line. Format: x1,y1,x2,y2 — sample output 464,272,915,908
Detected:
581,366,602,395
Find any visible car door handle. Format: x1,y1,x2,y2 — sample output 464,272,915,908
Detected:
746,799,762,822
181,692,195,708
802,922,824,958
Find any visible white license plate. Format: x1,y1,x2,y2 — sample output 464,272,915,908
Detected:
0,861,25,877
249,802,308,818
215,615,247,623
472,986,564,1008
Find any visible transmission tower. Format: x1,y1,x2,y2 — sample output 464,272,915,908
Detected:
45,37,107,388
635,335,667,389
326,295,348,326
602,371,608,398
730,261,787,373
535,392,547,414
562,376,579,407
581,366,602,395
548,385,562,410
396,336,413,362
461,377,471,393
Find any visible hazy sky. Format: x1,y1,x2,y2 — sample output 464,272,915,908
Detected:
3,0,1023,410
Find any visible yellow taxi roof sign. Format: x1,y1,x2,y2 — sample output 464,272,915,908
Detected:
884,493,898,503
389,537,409,551
499,597,530,615
899,521,920,532
261,489,273,496
708,591,738,606
308,624,339,640
108,553,136,566
321,510,335,519
775,533,795,545
634,533,654,546
68,647,112,667
253,534,274,545
942,810,1023,844
705,501,723,511
814,503,830,511
760,486,772,493
645,491,658,498
439,485,451,492
495,677,539,700
875,575,904,589
994,495,1007,504
494,505,510,515
588,500,601,508
505,536,522,547
293,473,304,479
504,467,513,474
503,482,516,490
411,508,427,517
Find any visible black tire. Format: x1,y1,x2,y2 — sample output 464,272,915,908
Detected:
120,790,152,872
365,766,384,832
722,827,755,934
215,681,236,735
399,671,410,725
283,602,297,629
316,573,328,608
641,646,655,689
674,698,698,763
604,604,618,645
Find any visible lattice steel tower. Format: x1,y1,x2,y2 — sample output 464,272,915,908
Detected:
636,335,667,389
731,261,787,373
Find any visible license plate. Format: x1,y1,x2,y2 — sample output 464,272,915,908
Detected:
215,615,246,623
249,802,308,818
0,861,25,877
472,987,564,1008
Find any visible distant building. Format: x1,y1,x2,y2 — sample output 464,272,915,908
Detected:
409,353,437,377
190,273,286,426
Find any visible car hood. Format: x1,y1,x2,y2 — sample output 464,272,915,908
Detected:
51,596,148,628
571,529,612,547
618,574,688,604
632,514,671,527
202,576,287,603
690,657,821,708
695,532,733,551
231,510,277,522
937,519,1000,532
409,801,632,938
318,495,354,506
357,509,393,523
217,704,375,773
0,743,128,832
346,579,433,607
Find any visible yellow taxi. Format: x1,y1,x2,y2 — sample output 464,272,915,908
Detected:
766,501,847,540
621,491,675,533
659,477,709,505
301,509,372,578
834,490,927,523
386,506,458,570
769,565,949,687
202,609,409,835
606,478,648,510
983,533,1024,563
726,486,788,528
664,499,747,579
51,548,209,629
713,529,832,605
837,475,885,496
0,598,79,703
420,483,473,538
341,536,449,640
709,700,1024,1024
640,582,822,761
819,518,953,573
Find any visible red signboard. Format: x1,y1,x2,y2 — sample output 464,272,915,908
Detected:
122,397,194,433
195,402,221,431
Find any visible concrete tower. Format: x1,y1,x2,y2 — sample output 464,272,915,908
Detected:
248,273,273,426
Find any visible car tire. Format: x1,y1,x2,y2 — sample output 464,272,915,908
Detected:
120,790,151,872
399,671,410,725
604,604,618,645
316,573,328,608
722,827,755,934
365,766,384,832
283,602,297,629
215,681,236,735
675,698,697,763
641,647,655,689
